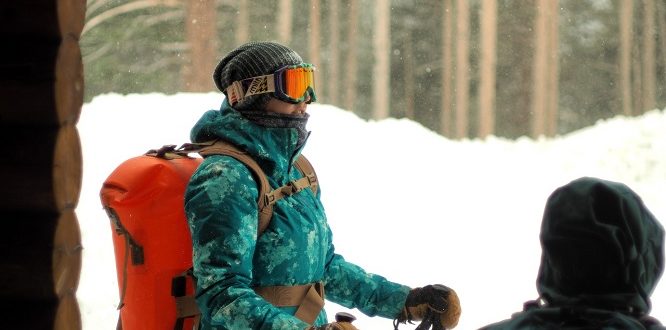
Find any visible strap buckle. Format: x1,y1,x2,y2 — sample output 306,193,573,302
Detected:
281,181,302,195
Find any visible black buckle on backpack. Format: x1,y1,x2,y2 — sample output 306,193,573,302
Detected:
146,145,177,157
282,181,302,195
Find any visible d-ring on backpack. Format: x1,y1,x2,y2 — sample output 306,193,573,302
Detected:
100,140,321,330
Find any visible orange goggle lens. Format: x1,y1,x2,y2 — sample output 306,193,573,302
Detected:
276,64,316,103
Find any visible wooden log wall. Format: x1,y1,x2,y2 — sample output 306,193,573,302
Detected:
0,0,86,328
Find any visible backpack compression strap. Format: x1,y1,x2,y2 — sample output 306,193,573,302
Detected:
103,207,144,314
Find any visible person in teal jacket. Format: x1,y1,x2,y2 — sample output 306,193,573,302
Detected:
479,177,665,330
184,41,461,330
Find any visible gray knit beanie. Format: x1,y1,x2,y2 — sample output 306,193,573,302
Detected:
213,41,304,111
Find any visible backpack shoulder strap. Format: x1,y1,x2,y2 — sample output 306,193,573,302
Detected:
195,141,320,236
197,141,274,236
294,155,318,195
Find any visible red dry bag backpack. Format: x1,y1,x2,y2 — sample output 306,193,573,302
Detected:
100,141,318,330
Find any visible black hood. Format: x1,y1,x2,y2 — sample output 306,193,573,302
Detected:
537,177,664,315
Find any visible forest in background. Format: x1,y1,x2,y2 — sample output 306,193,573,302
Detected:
81,0,666,139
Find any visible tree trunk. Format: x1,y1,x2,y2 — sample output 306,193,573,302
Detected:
344,0,359,112
642,0,656,112
309,0,322,100
546,0,559,136
455,0,470,139
404,35,416,120
619,0,633,116
277,0,292,44
657,0,666,86
182,0,217,92
531,0,548,138
236,0,249,44
326,0,340,105
479,0,497,138
632,28,643,115
440,0,454,137
372,0,391,120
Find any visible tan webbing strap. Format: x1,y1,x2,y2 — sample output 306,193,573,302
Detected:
265,176,312,204
294,155,319,195
198,141,274,235
174,283,324,323
294,283,325,325
104,207,144,312
175,295,200,318
254,282,325,325
173,295,200,330
265,154,319,205
172,270,201,329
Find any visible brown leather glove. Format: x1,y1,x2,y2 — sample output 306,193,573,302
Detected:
394,284,461,330
308,322,358,330
308,312,358,330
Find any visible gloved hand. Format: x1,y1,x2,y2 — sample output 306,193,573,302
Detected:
308,322,358,330
394,284,461,330
308,312,358,330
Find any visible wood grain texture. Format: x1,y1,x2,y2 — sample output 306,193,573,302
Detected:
0,0,85,39
0,36,83,126
0,210,82,300
0,124,82,212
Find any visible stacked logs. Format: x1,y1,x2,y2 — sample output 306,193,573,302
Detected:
0,0,86,328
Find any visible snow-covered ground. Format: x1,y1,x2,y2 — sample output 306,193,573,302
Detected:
76,93,666,329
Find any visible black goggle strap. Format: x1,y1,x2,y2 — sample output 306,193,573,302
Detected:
226,74,276,105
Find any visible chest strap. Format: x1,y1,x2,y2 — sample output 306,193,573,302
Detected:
174,281,325,326
254,282,325,325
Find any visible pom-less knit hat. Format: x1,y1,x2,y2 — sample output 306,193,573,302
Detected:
213,41,304,111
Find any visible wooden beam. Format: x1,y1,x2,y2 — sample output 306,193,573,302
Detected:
0,125,82,212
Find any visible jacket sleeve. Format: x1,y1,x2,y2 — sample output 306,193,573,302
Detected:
185,156,310,330
321,228,411,319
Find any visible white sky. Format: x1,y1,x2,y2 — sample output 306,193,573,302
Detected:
76,93,666,329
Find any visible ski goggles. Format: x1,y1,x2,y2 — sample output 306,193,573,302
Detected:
226,63,317,105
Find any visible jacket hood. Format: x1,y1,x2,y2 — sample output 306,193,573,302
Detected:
190,99,304,178
537,177,664,315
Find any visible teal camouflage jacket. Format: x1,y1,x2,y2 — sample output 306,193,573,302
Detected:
184,101,410,329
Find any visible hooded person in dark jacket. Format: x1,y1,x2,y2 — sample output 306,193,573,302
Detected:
480,177,665,330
